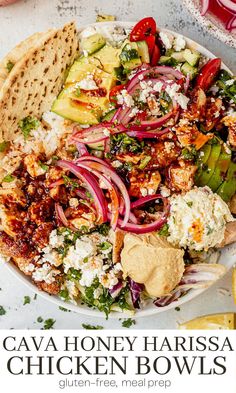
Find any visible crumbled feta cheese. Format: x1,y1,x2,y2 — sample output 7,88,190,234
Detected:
159,31,174,49
77,75,98,90
103,128,111,136
49,229,65,248
165,83,189,109
174,35,186,52
111,160,123,168
153,81,163,93
24,263,35,273
225,79,235,86
117,89,134,107
32,263,59,284
160,185,171,197
80,26,97,38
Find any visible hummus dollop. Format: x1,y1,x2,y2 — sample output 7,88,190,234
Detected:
121,233,185,297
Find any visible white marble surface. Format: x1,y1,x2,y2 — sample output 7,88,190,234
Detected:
0,0,235,329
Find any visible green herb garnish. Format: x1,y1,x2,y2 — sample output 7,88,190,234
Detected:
43,318,56,330
18,116,40,140
182,146,197,161
158,223,169,237
122,318,135,328
2,174,15,183
67,268,82,281
139,156,151,170
59,289,69,301
62,175,79,190
39,161,49,171
187,201,193,208
6,61,14,73
37,316,43,323
82,323,104,330
0,306,6,316
23,296,31,305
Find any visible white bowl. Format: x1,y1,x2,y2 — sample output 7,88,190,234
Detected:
4,21,236,318
183,0,236,48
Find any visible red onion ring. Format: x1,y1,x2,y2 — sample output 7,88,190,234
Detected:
55,203,69,227
126,127,170,139
57,160,108,224
128,110,174,130
79,160,130,228
131,194,164,209
76,142,89,156
226,15,236,30
109,214,168,234
71,123,125,144
49,179,64,188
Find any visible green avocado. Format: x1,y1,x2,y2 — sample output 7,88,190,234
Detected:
216,161,236,202
197,143,222,187
195,143,212,182
207,148,232,192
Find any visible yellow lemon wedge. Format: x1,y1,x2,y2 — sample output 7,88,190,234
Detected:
232,266,236,305
179,313,236,330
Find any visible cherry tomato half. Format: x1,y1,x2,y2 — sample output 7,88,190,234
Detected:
196,58,221,91
130,17,157,42
151,44,161,66
145,35,156,57
109,85,126,107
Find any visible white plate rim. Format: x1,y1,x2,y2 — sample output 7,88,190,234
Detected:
3,20,236,319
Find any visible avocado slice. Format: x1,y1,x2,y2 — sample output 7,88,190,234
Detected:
207,148,232,192
52,91,102,124
120,42,142,70
197,143,222,186
102,108,117,121
195,143,212,183
80,33,106,55
92,44,121,74
216,162,236,202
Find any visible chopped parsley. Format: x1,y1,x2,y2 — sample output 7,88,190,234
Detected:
59,306,70,312
6,60,14,73
62,175,79,190
186,201,193,208
82,323,104,330
43,318,56,330
0,141,10,153
67,268,82,281
182,146,197,161
37,316,43,323
0,306,6,316
2,174,15,183
139,156,151,169
122,318,136,328
175,307,181,312
39,161,49,171
23,296,31,305
75,86,81,97
59,289,70,301
97,223,110,236
18,116,40,140
99,241,112,251
217,70,236,103
158,223,169,237
110,133,144,154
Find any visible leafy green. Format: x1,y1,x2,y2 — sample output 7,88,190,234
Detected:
62,175,79,190
82,323,104,330
18,116,40,140
0,306,6,316
122,318,136,328
23,296,31,305
217,70,236,103
59,289,70,301
99,241,112,251
43,318,56,330
2,174,15,183
96,223,110,236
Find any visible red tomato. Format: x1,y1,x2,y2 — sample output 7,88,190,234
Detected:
135,110,148,122
109,85,126,106
151,44,161,66
145,35,156,57
130,17,157,42
196,58,221,91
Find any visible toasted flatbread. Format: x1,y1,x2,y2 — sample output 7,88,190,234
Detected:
0,22,78,142
0,32,46,90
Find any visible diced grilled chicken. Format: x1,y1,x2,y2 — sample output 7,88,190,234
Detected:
32,222,54,250
222,113,236,147
174,119,212,150
167,160,197,192
148,140,181,168
24,154,46,177
36,280,62,295
0,187,26,206
182,87,206,122
129,170,161,198
0,205,24,238
65,204,97,230
29,196,54,225
202,97,222,131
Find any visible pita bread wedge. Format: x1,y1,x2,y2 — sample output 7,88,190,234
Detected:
0,31,46,90
0,22,78,142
